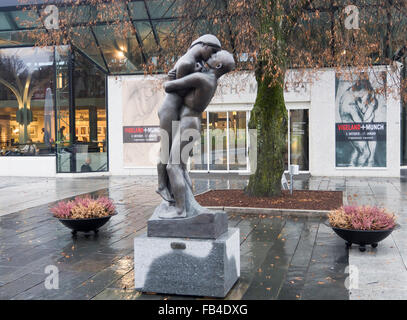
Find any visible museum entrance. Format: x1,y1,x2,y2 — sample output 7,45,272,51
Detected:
189,107,250,173
56,47,108,173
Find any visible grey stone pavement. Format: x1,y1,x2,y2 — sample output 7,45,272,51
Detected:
294,176,407,300
0,174,405,300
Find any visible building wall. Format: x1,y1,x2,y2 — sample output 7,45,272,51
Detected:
108,75,163,176
0,156,56,177
0,67,399,177
108,67,400,178
308,68,400,177
108,72,258,176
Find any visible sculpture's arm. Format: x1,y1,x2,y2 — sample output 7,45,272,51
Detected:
168,61,203,81
176,61,196,79
164,73,206,93
167,68,176,80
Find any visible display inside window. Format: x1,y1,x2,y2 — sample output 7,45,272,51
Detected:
0,46,55,156
289,109,309,171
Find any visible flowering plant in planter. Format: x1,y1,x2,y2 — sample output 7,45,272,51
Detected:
51,196,116,219
51,196,116,235
328,206,396,231
328,205,397,252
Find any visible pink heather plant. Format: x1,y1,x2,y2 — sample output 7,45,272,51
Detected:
51,196,116,219
328,205,396,230
50,200,75,219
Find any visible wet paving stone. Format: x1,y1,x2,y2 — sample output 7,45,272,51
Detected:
0,176,350,300
277,266,308,300
11,270,95,300
93,288,142,300
0,273,46,299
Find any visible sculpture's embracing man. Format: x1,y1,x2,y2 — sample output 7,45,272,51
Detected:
156,34,235,219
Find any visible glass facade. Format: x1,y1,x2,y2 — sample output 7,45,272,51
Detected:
0,44,108,173
0,1,181,74
0,46,55,156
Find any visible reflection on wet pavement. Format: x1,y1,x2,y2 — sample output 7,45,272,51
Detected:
0,175,349,300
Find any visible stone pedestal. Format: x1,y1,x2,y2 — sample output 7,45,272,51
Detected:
148,204,228,239
134,228,240,298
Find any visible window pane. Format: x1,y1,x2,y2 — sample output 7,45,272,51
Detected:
0,46,55,156
0,30,46,47
70,27,108,72
135,22,159,60
10,10,41,29
95,2,127,22
73,51,107,173
209,112,227,170
154,21,177,57
0,12,12,30
128,1,149,20
289,109,309,171
55,46,71,171
229,111,247,170
190,112,207,170
59,5,95,24
93,25,144,73
146,0,178,19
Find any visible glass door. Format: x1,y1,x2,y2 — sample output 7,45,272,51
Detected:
229,111,247,170
190,112,208,170
288,108,309,171
189,109,250,172
56,48,108,173
209,112,228,170
72,50,108,173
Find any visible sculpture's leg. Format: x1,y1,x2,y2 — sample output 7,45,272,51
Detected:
181,116,201,190
183,166,193,190
156,163,174,202
156,93,183,202
160,115,200,219
161,127,186,218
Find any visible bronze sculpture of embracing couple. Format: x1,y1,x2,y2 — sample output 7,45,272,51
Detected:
155,34,235,219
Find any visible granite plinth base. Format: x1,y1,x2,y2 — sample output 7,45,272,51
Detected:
148,203,228,239
134,228,240,298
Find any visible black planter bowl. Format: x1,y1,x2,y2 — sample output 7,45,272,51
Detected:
329,223,398,252
58,213,116,235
